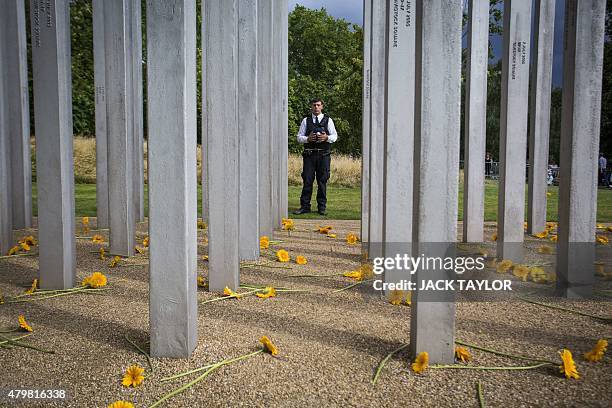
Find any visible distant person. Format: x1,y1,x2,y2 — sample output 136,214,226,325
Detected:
485,152,492,177
293,98,338,216
599,153,607,186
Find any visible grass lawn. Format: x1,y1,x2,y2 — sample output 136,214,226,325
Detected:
32,181,612,222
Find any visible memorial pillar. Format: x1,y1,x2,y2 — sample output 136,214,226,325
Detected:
238,0,260,261
0,24,12,255
131,0,145,223
527,0,555,235
3,1,32,229
382,0,415,287
29,0,76,289
105,0,136,257
556,0,606,298
496,0,532,262
361,0,371,251
205,0,240,291
147,0,198,357
367,0,387,259
257,0,274,238
410,0,462,365
93,0,109,229
462,0,488,243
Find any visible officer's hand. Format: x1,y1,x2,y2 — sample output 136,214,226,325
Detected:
307,133,317,142
319,132,328,142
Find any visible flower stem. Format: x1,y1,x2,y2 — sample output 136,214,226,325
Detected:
455,340,558,365
6,287,106,303
0,333,54,353
0,333,32,346
200,289,263,304
0,328,19,333
429,362,552,370
0,253,36,259
125,335,154,373
333,279,374,293
161,350,263,382
288,273,342,279
477,381,485,408
150,350,263,407
517,296,612,321
372,343,410,384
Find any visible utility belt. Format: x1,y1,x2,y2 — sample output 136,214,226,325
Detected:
303,147,331,157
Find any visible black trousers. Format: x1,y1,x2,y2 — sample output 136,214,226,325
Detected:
299,150,331,211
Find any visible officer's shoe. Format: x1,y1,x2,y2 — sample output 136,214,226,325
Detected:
293,208,311,215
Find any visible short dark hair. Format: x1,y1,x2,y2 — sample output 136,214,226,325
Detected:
310,98,323,105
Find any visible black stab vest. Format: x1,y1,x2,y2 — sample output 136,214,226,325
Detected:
304,114,331,151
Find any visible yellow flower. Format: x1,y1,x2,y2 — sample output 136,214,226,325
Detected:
197,276,206,288
223,286,241,299
523,221,528,230
295,255,307,265
82,216,89,226
537,245,554,254
389,290,404,305
316,225,333,234
512,264,530,281
99,247,106,260
108,401,134,408
256,287,276,299
327,233,337,238
18,315,32,332
596,235,609,244
92,234,104,244
122,365,145,387
546,221,556,229
202,255,209,261
455,346,471,363
360,263,373,279
142,236,149,248
559,349,579,379
197,219,207,229
0,294,4,305
405,291,412,306
281,218,295,231
260,236,269,250
491,233,497,242
596,224,604,229
346,233,359,244
25,279,38,294
529,266,549,283
8,245,19,256
82,272,107,288
276,249,290,263
533,230,549,239
411,352,429,374
109,256,121,268
20,235,36,246
550,234,558,242
607,226,612,232
584,339,608,362
343,270,363,281
259,335,278,356
496,259,513,273
19,242,30,252
546,192,552,197
134,246,144,254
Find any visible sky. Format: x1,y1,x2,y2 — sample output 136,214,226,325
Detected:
288,1,566,87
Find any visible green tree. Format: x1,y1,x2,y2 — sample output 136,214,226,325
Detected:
288,6,363,155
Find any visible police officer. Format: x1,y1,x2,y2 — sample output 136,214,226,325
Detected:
293,98,338,216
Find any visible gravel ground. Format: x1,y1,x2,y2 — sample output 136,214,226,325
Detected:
0,219,610,408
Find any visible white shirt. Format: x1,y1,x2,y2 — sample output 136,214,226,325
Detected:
296,113,338,144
